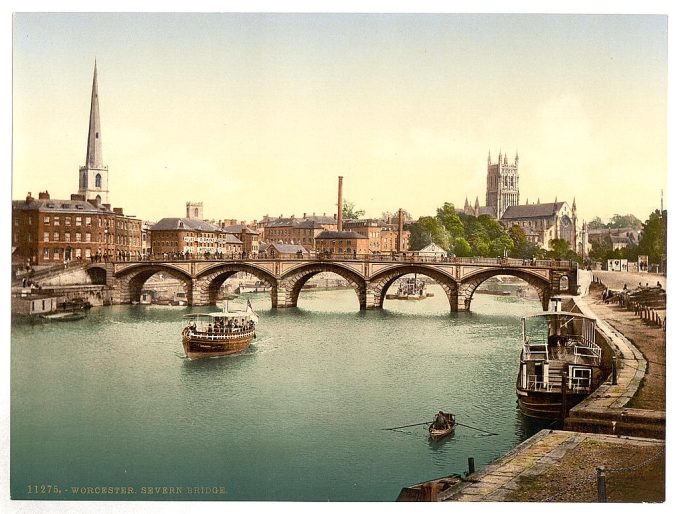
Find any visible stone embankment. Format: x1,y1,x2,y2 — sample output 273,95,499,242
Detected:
444,270,666,503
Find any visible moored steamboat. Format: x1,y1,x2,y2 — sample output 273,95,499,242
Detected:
516,297,604,420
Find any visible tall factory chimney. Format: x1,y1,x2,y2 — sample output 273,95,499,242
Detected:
397,208,404,252
337,176,344,231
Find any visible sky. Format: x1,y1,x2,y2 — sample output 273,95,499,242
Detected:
11,12,669,226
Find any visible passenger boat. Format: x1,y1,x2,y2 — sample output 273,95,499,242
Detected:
516,297,604,420
386,275,428,300
181,300,259,360
428,412,455,440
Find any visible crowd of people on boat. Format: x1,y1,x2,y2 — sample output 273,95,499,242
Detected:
187,318,255,337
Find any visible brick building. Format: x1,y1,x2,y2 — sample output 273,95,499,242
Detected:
221,224,260,255
259,214,337,250
12,191,142,266
315,230,370,256
150,218,243,258
343,219,409,254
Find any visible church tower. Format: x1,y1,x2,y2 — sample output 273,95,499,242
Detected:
78,61,109,204
485,150,519,219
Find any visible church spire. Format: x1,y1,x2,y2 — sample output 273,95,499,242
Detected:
85,60,103,169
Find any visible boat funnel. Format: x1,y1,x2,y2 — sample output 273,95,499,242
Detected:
550,297,562,312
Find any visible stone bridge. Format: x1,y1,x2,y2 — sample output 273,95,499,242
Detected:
84,256,578,312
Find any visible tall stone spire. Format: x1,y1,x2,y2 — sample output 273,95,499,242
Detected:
86,61,103,169
78,61,109,204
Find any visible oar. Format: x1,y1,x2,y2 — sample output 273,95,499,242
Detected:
454,421,498,436
381,422,429,431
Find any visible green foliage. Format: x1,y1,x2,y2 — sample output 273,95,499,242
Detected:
589,213,642,230
451,237,472,257
436,203,465,239
407,216,450,251
342,200,365,220
638,210,667,264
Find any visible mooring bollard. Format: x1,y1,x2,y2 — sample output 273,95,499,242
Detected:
597,467,607,502
467,457,475,475
612,356,618,385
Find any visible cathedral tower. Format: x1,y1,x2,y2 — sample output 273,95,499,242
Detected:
78,61,109,204
485,150,519,219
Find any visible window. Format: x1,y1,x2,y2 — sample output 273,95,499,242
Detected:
75,233,82,242
43,232,49,242
43,248,49,258
95,174,102,187
44,216,50,224
65,217,71,226
85,233,91,243
75,249,81,258
54,216,60,226
65,233,71,242
86,217,91,226
75,217,82,226
53,248,60,260
54,232,59,242
85,248,91,258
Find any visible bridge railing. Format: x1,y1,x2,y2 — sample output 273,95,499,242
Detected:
104,252,577,270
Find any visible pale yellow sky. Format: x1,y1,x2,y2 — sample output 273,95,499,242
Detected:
12,13,668,224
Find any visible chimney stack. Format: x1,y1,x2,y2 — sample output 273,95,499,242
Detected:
397,208,404,252
337,176,344,232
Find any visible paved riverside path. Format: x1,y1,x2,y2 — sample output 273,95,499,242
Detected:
443,430,664,502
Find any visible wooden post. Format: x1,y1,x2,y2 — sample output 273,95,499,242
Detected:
597,467,607,502
468,457,475,475
612,356,618,385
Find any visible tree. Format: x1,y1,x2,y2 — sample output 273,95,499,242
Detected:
608,214,643,230
588,217,607,230
436,202,465,239
407,217,450,251
451,236,472,257
507,225,531,258
548,239,571,259
381,210,413,224
342,200,365,220
491,234,514,257
637,210,667,264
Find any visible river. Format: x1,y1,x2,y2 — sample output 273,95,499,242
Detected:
11,287,550,501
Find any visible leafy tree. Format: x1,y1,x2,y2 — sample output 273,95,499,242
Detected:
342,200,365,220
491,234,515,257
548,239,571,259
436,202,465,239
637,210,667,264
451,237,472,257
608,214,643,230
588,217,606,230
407,216,450,251
381,210,413,224
507,225,532,258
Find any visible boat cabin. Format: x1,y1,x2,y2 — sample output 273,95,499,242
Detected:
519,311,601,394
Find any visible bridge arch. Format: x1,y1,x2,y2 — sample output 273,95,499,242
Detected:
459,268,551,311
115,264,193,305
366,265,459,311
86,265,107,285
195,263,278,306
278,263,367,309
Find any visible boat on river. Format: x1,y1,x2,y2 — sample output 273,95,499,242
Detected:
428,412,455,440
386,275,431,300
181,300,259,360
39,298,91,322
516,297,604,420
